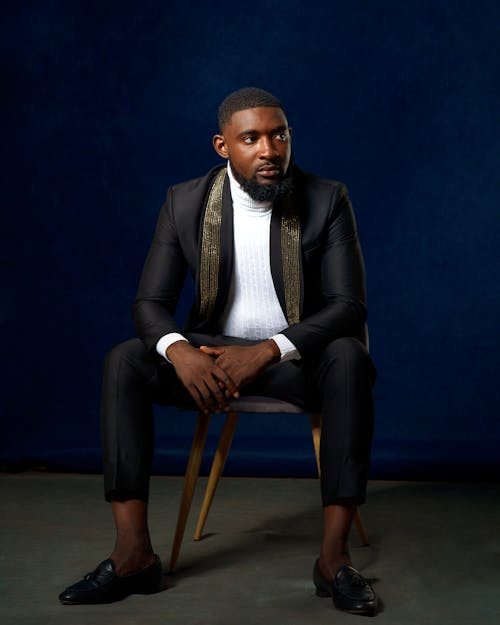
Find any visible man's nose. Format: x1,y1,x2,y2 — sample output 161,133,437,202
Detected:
258,136,278,159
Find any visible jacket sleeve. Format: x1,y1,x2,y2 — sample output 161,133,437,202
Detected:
281,183,367,358
132,187,188,352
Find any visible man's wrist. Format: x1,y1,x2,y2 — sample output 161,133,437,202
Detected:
166,339,193,365
262,338,281,364
156,333,188,362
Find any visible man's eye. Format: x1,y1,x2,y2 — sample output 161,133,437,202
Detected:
275,132,288,141
243,136,256,144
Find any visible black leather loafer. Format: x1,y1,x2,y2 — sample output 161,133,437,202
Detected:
59,556,163,604
313,559,378,616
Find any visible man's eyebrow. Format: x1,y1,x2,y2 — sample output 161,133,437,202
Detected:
237,128,258,137
237,125,289,137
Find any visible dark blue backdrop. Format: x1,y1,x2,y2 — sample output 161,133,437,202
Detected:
2,0,499,480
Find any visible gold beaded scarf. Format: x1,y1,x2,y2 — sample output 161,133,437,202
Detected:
199,167,301,325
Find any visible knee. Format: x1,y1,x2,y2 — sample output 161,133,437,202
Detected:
321,337,374,380
103,338,149,377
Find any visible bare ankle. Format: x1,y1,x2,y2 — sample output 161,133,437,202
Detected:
110,549,156,576
319,540,352,579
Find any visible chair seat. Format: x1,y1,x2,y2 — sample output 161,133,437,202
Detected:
178,396,307,414
226,396,306,413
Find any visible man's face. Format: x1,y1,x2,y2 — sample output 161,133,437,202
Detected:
213,106,292,199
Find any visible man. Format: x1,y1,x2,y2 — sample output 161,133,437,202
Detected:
59,87,378,615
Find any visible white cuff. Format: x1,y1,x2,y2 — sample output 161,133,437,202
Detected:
270,334,301,362
156,333,188,362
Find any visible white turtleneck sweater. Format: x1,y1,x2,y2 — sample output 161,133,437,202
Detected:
156,163,300,362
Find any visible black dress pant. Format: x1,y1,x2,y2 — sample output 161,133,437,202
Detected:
101,334,376,506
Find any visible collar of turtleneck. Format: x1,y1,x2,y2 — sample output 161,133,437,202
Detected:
226,162,272,214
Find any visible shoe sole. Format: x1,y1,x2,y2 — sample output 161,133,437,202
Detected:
59,585,162,606
314,572,378,616
59,573,163,605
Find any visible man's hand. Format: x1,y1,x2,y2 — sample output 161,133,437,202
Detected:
166,341,239,415
199,340,281,390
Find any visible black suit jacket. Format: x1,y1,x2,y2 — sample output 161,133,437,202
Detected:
133,165,367,360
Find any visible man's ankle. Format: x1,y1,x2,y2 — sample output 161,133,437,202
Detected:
318,542,352,580
110,550,156,576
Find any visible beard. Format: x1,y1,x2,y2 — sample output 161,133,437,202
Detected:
230,161,295,202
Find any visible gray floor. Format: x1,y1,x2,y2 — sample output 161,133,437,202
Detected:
0,473,499,625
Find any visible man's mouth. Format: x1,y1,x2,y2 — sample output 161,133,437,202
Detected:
256,164,282,179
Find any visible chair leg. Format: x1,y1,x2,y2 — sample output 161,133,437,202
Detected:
309,412,369,545
309,412,322,475
169,412,211,573
194,411,239,540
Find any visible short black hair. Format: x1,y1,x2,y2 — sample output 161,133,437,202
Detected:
218,87,285,131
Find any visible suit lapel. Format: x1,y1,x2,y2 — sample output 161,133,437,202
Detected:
270,192,304,323
211,175,234,321
270,204,287,318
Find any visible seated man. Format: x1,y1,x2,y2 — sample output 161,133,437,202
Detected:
59,87,378,615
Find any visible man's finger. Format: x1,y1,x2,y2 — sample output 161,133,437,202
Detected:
213,367,240,398
200,345,225,357
197,383,219,413
203,377,230,412
187,384,210,415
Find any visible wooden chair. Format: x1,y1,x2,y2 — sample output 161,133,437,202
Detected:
168,397,369,573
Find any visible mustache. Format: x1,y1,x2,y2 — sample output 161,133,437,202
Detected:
255,161,284,174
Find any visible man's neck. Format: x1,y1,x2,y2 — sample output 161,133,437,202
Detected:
227,162,272,213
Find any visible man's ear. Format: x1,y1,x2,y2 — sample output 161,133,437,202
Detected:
213,134,229,159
